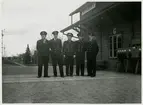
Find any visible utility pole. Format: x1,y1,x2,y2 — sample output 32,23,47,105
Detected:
1,29,4,57
1,0,4,57
3,45,6,57
1,29,6,57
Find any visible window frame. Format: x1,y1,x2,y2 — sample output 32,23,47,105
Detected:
109,34,122,59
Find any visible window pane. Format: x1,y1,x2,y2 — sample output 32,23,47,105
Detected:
113,36,116,42
117,36,122,48
109,37,112,43
109,36,112,57
118,42,121,48
109,35,122,58
114,42,116,49
110,44,112,49
114,50,117,57
118,36,121,42
110,51,112,57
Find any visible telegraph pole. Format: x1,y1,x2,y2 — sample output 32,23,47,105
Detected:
1,0,4,57
1,29,6,57
1,30,4,57
3,45,6,57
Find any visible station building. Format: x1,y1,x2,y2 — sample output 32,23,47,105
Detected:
61,2,141,70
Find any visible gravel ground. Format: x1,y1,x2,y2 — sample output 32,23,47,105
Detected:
2,65,141,103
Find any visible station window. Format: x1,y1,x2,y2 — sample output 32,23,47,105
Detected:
109,34,122,58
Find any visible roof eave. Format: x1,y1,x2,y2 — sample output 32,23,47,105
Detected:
60,21,80,33
61,3,120,33
69,2,91,16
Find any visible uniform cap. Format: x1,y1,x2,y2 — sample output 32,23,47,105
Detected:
40,31,47,35
52,31,59,35
67,33,73,37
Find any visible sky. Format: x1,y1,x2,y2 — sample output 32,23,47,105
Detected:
1,0,91,56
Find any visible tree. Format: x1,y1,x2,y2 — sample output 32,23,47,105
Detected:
17,53,25,64
24,44,31,64
31,50,38,64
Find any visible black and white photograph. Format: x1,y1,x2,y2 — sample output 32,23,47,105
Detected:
1,0,141,103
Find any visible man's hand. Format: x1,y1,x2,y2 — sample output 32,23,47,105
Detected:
73,55,76,58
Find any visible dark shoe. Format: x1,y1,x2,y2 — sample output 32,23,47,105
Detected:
44,76,50,78
91,75,96,77
61,76,64,78
81,75,84,76
54,75,57,77
37,76,41,78
76,74,79,76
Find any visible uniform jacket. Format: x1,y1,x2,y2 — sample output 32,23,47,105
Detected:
75,40,86,62
86,39,99,56
63,40,75,56
36,39,50,56
49,38,62,54
75,40,86,53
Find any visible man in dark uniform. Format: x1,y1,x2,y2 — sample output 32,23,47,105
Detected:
75,33,86,76
36,31,50,78
49,31,64,77
86,33,99,77
63,33,75,76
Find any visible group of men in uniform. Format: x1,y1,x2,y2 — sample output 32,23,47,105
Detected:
36,30,99,78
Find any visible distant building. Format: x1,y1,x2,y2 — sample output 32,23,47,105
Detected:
61,2,141,70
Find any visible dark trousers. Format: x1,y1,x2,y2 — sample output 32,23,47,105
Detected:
76,53,85,76
38,56,49,77
76,63,84,76
51,53,64,77
87,53,97,76
65,55,74,76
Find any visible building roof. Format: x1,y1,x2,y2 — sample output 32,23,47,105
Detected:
61,3,119,33
69,2,96,16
